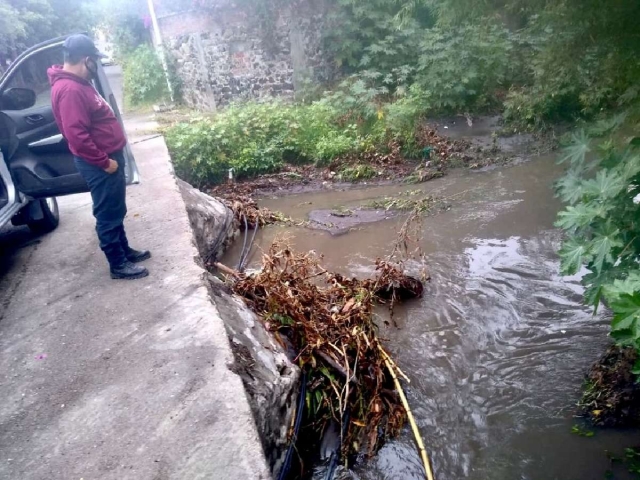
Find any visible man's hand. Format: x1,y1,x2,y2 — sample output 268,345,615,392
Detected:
104,159,119,174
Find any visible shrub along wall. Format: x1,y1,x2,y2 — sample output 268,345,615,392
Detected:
122,45,169,106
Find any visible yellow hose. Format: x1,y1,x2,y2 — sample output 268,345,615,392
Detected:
383,357,435,480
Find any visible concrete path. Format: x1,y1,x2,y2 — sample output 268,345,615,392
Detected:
0,70,270,479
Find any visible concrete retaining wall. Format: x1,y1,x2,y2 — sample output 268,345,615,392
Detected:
177,179,300,478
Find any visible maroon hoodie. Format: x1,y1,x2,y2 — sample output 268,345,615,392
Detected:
48,65,126,169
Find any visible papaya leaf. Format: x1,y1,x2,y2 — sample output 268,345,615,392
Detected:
558,237,591,276
604,271,640,299
555,169,585,205
582,170,626,201
559,130,590,166
590,226,623,274
583,268,624,311
555,203,598,231
609,293,640,337
618,152,640,181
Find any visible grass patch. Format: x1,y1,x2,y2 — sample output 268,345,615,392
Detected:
338,164,377,181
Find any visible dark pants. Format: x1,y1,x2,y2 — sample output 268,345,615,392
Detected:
74,150,130,268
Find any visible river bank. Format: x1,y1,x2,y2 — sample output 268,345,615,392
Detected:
206,115,557,201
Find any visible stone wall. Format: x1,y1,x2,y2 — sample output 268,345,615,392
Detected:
159,1,332,109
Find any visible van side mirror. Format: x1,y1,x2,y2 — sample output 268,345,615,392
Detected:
1,87,37,111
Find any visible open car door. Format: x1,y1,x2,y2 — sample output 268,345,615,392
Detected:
0,35,139,201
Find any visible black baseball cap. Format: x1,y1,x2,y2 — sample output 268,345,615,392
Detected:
63,34,105,59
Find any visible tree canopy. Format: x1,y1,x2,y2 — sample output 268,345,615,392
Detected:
0,0,97,63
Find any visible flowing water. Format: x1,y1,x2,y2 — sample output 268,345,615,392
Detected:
224,148,640,479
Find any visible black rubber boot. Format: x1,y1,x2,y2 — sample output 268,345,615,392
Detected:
110,261,149,280
125,248,151,263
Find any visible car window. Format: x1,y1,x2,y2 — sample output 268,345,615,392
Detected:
1,46,63,111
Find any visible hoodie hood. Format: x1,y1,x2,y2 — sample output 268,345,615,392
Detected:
47,65,91,87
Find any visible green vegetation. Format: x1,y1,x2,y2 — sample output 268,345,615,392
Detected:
605,448,640,478
165,99,427,186
324,0,640,129
571,423,595,437
556,107,640,368
0,0,97,62
163,0,639,186
122,44,169,106
338,164,377,181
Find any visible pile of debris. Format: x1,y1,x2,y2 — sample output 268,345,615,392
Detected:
230,241,428,476
579,345,640,427
415,125,469,163
218,192,290,229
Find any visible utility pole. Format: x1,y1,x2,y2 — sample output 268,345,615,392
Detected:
146,0,174,102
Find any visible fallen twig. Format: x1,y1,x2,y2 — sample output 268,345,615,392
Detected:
318,351,358,384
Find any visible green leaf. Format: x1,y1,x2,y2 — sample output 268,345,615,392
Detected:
582,268,623,311
590,225,623,274
617,152,640,181
605,271,640,299
556,168,585,205
558,237,591,276
559,130,591,166
618,86,639,106
587,112,628,137
609,293,640,338
582,170,626,201
555,203,598,231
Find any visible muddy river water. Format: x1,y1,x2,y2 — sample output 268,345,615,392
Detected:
225,147,639,479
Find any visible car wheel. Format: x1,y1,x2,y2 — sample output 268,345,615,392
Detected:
28,197,60,234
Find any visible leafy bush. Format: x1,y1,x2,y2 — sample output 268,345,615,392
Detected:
502,2,640,129
166,101,356,185
413,23,518,112
320,0,640,129
315,132,358,167
107,13,148,59
123,45,169,106
556,129,640,368
324,0,430,75
165,95,429,186
503,86,581,131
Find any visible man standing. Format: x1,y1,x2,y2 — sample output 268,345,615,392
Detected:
48,34,150,280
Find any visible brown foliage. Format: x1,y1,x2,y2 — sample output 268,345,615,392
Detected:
232,241,423,459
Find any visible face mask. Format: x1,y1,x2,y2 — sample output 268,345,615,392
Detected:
85,58,98,79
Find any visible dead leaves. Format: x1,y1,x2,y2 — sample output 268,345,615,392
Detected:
231,240,424,460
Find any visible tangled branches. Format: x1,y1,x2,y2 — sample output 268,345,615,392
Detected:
221,193,290,229
232,241,423,463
